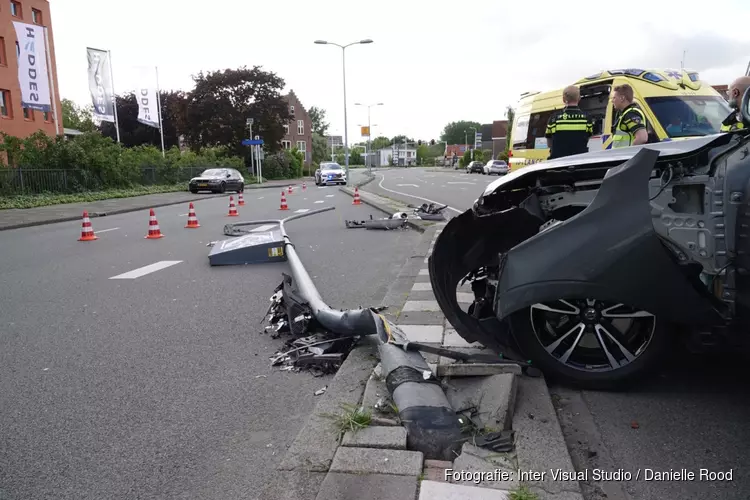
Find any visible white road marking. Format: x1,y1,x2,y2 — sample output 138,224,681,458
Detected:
397,184,419,187
252,224,276,232
447,182,475,185
326,195,334,198
94,227,120,234
178,213,188,217
314,200,325,204
258,197,264,200
295,208,310,213
109,260,183,280
378,175,462,214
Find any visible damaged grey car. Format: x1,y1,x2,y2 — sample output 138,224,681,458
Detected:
429,91,750,389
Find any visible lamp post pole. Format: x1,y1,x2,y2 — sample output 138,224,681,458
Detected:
469,126,477,161
315,39,374,187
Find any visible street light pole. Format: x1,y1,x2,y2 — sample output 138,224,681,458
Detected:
315,39,374,187
469,126,477,161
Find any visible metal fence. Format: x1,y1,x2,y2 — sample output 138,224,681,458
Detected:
0,167,212,195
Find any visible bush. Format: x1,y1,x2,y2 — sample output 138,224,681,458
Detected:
0,131,247,194
459,149,472,168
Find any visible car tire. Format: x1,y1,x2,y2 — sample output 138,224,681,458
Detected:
509,301,671,390
219,182,226,194
237,183,244,193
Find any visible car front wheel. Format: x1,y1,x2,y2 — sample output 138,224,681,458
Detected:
237,183,244,193
510,298,669,390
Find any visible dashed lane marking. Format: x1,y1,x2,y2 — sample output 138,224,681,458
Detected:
325,195,334,198
109,260,183,280
94,227,120,234
314,200,325,204
295,208,310,213
178,214,188,217
252,224,276,232
378,175,462,214
258,197,264,200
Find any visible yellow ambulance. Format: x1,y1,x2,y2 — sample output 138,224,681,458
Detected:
508,68,732,170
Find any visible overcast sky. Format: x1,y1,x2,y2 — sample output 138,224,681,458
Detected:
51,0,750,143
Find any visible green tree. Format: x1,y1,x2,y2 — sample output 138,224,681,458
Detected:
99,91,185,149
459,149,472,168
350,150,363,165
416,144,429,164
504,106,515,155
309,106,329,136
391,135,414,145
179,66,291,156
312,132,328,165
440,121,482,145
371,136,391,150
61,98,97,133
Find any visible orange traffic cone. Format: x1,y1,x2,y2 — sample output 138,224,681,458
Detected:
78,211,98,241
279,191,289,211
352,187,362,205
185,202,200,228
227,196,239,217
145,208,164,239
302,182,307,191
288,185,293,195
238,192,245,206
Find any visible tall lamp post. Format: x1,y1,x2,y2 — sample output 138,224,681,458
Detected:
355,102,383,174
469,126,477,161
314,38,374,187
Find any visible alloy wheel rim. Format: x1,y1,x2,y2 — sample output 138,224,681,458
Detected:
529,299,656,372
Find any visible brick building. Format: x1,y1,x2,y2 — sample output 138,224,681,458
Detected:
0,0,62,138
281,90,312,164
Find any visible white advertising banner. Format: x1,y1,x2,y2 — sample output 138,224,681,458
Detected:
135,67,160,129
87,47,116,123
13,22,51,112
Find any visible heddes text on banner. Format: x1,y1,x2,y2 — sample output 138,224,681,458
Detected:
87,48,115,122
135,67,160,129
13,22,51,112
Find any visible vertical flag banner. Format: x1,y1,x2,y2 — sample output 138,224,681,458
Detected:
474,132,482,149
87,47,115,122
13,22,51,112
135,66,160,129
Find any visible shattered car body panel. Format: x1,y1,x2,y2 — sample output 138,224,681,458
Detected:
429,130,750,386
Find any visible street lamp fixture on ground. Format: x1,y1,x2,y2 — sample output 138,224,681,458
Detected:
314,39,374,186
355,102,383,174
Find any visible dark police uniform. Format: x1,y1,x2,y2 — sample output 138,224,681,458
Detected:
720,111,746,132
545,106,593,159
611,103,647,148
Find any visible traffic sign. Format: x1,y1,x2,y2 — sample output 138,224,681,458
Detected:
242,139,264,146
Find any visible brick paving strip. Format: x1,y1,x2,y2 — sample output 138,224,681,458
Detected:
261,177,586,500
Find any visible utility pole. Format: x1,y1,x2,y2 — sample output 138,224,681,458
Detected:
246,118,254,179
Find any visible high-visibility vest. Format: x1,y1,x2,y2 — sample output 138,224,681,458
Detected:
721,113,745,132
612,105,647,148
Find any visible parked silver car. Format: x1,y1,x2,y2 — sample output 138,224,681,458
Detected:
482,160,509,175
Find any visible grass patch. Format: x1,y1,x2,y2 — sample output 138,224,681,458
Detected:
0,184,187,209
321,403,372,436
510,486,540,500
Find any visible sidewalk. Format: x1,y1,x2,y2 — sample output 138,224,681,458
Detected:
0,178,308,231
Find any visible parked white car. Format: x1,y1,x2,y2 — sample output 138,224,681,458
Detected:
482,160,509,176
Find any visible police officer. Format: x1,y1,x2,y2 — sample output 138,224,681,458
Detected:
610,83,648,148
545,85,593,159
720,76,750,132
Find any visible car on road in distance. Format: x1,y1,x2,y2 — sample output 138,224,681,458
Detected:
315,162,347,185
483,160,509,175
189,168,244,194
465,161,484,174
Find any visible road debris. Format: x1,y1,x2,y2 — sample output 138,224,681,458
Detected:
344,213,409,230
314,386,328,396
410,202,448,221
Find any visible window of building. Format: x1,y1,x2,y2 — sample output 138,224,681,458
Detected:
32,8,42,25
283,123,289,135
43,111,51,122
281,140,291,149
23,107,34,121
0,37,6,66
10,1,21,17
296,140,306,152
0,90,12,118
290,105,295,114
297,119,304,135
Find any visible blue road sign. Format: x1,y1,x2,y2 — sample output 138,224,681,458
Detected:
242,139,264,146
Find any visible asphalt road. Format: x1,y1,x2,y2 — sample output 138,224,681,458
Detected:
369,166,750,500
0,185,420,500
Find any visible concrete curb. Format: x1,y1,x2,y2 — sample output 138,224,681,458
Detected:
0,181,307,232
